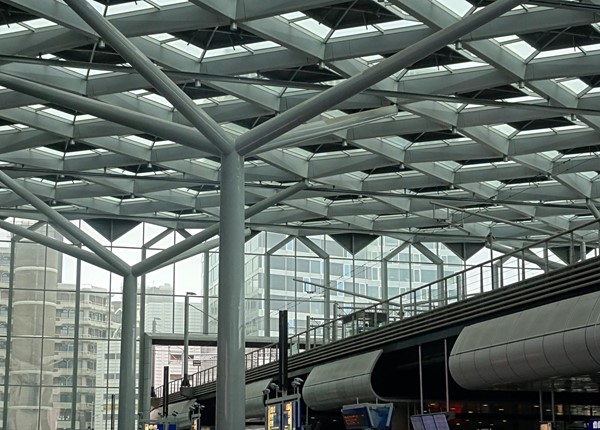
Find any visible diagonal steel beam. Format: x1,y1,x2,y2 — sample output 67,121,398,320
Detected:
0,219,125,275
0,72,219,156
234,0,523,155
0,170,131,275
251,105,398,155
131,180,308,276
152,229,253,273
64,0,233,154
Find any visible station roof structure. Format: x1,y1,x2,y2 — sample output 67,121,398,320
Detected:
0,0,599,249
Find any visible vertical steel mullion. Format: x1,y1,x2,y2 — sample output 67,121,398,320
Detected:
444,338,449,412
323,256,331,341
2,237,16,427
203,251,209,334
264,253,271,337
70,257,82,430
418,344,424,414
38,224,50,430
381,259,389,324
139,246,147,420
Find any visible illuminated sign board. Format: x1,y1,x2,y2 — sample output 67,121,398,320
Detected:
588,420,600,430
343,408,370,429
342,403,393,430
267,403,281,430
266,396,301,430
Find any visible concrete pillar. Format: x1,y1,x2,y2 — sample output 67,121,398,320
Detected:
8,229,60,430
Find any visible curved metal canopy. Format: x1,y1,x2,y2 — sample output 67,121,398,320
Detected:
0,0,598,246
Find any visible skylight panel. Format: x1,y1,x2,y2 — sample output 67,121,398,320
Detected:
243,41,281,52
581,43,600,53
75,114,98,122
446,61,485,71
491,124,517,136
330,25,380,39
0,23,27,35
435,0,473,17
376,20,422,30
106,1,153,16
142,93,174,107
148,33,175,42
535,47,581,60
518,128,553,136
150,0,187,5
23,19,56,29
124,135,154,146
558,78,588,95
293,18,330,39
166,39,204,58
204,46,244,58
504,40,536,60
281,12,306,21
43,108,75,122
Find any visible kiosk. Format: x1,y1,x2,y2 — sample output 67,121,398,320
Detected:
341,403,394,430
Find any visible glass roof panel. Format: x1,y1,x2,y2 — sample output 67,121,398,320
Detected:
0,0,595,244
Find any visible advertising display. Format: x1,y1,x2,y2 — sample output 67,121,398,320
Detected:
589,419,600,430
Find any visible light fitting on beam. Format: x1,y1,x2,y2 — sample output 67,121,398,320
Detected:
318,60,325,70
518,80,525,89
451,125,457,134
455,40,462,50
341,139,348,147
98,38,105,49
503,154,508,162
570,113,577,122
230,21,238,31
68,138,75,146
194,79,201,88
147,162,152,168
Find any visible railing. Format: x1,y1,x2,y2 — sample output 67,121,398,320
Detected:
155,218,600,400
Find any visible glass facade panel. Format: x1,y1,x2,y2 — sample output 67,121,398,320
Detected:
0,220,480,429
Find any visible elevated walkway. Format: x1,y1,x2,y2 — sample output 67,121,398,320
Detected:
154,219,600,411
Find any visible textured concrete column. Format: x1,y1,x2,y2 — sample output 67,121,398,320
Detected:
8,229,60,430
216,151,245,430
119,274,137,430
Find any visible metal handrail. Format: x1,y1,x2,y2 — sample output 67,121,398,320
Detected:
154,217,600,400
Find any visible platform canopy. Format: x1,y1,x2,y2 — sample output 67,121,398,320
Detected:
0,0,598,246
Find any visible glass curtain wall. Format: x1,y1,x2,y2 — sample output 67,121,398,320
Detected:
0,221,473,430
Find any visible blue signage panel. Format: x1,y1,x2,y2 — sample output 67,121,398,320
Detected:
588,419,600,430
